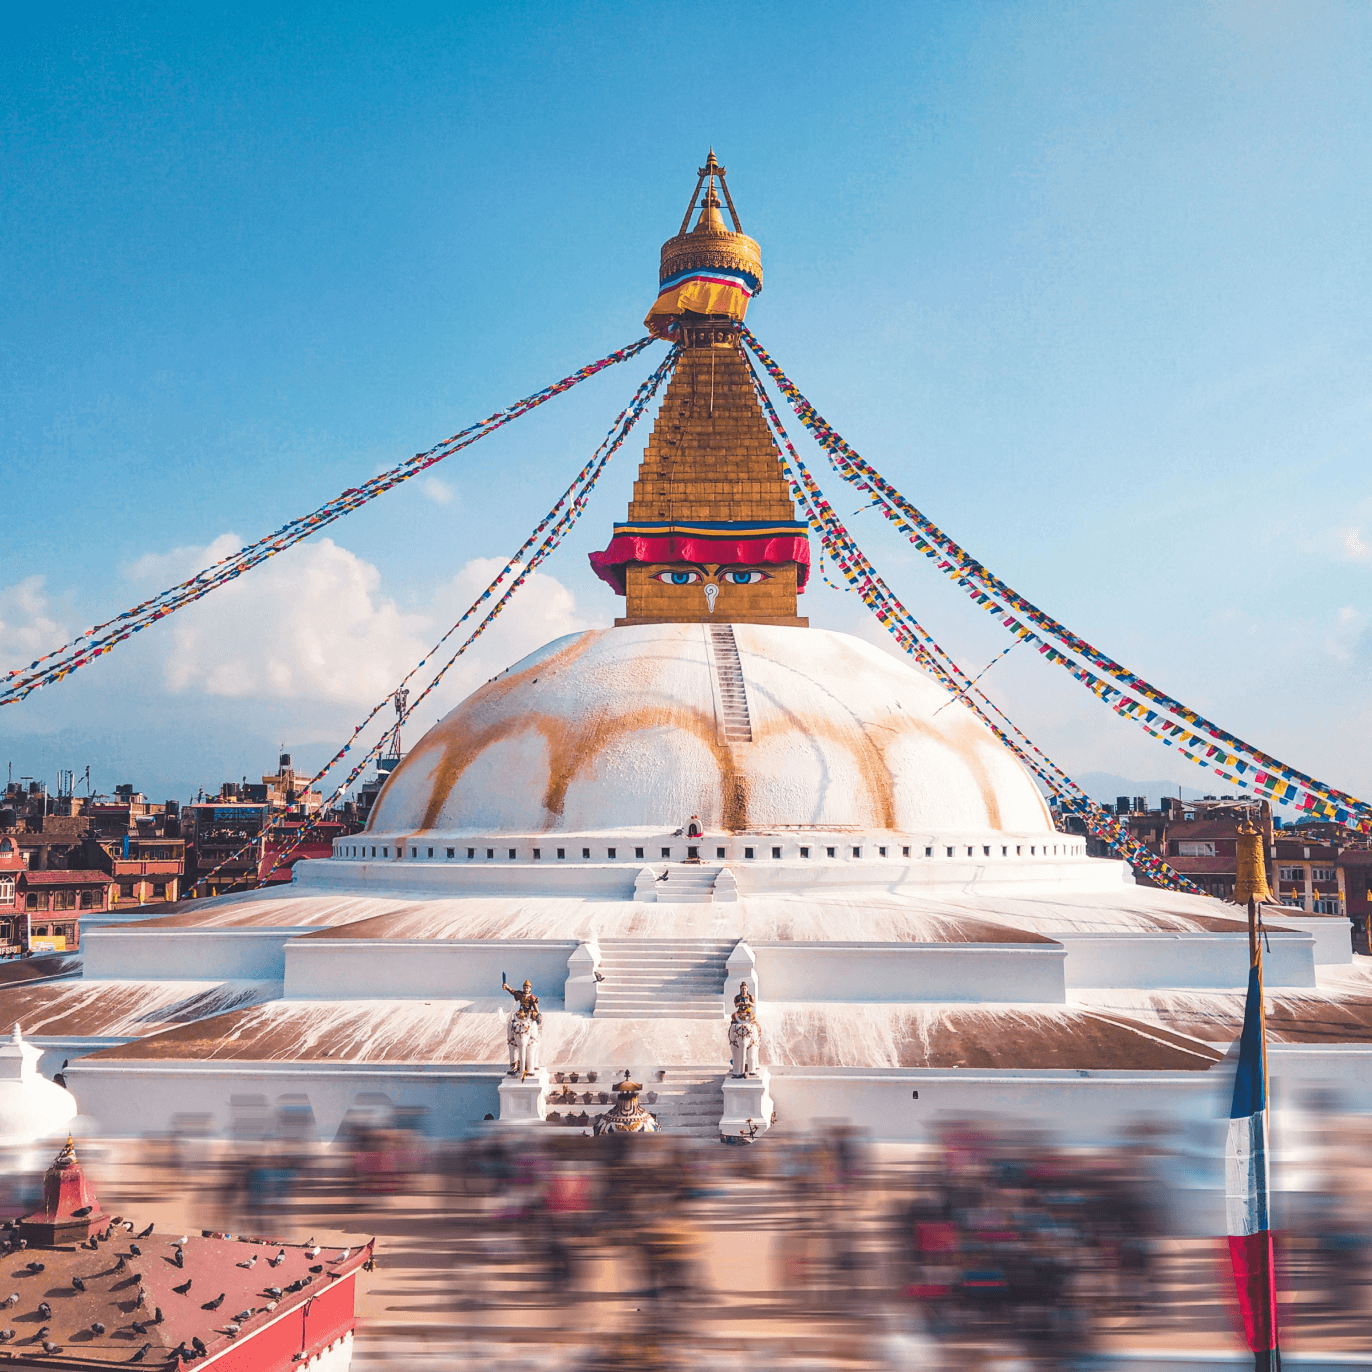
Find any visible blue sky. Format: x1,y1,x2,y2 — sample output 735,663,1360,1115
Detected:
3,2,1370,808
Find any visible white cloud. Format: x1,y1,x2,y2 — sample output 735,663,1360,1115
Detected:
1341,527,1372,563
1326,604,1368,661
0,576,68,673
421,477,456,506
122,537,605,714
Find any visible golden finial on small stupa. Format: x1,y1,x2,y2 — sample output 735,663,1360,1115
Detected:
1234,821,1274,907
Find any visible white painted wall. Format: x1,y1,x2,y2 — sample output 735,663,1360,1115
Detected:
83,928,314,981
63,1059,503,1140
1265,916,1352,965
749,940,1067,1003
283,939,577,1003
1058,930,1316,989
766,1065,1223,1145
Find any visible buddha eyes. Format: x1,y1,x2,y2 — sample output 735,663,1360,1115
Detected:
652,568,769,586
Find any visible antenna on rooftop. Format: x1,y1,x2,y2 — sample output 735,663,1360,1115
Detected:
386,686,409,761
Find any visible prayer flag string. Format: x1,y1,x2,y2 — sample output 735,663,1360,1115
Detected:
740,348,1202,893
742,328,1372,836
1,336,658,709
196,347,681,893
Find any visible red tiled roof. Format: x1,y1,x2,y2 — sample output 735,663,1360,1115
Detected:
21,870,112,885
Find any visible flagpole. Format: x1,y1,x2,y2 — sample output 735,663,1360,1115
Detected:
1233,823,1280,1372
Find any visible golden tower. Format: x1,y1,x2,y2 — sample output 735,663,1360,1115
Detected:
590,154,810,626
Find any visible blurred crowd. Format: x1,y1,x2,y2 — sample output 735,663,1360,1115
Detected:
3,1097,1370,1370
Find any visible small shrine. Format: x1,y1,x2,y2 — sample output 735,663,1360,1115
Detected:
592,1072,659,1135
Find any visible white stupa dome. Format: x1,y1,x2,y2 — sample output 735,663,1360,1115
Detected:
0,1024,78,1147
368,623,1052,836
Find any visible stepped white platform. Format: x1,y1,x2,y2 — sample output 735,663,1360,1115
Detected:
4,622,1368,1149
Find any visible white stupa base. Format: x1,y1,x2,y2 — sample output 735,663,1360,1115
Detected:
497,1067,548,1124
719,1067,773,1144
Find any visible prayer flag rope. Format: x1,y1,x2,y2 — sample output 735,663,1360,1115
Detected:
741,349,1201,893
742,328,1372,835
196,347,681,892
1,336,658,709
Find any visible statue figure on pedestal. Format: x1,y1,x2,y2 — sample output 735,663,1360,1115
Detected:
502,976,543,1079
507,1006,541,1079
728,981,761,1078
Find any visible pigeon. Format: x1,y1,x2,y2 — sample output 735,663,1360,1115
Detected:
131,1343,151,1363
265,1286,282,1299
1,1295,16,1307
306,1246,319,1259
171,1343,188,1363
172,1248,184,1269
177,1237,188,1247
135,1286,145,1307
337,1248,350,1262
37,1326,50,1338
232,1310,250,1323
263,1301,278,1312
137,1224,154,1238
123,1221,134,1231
268,1250,285,1268
42,1341,63,1355
26,1262,45,1273
115,1255,127,1271
92,1322,106,1334
153,1307,164,1324
172,1279,192,1295
191,1336,207,1357
309,1265,322,1274
130,1244,141,1256
38,1302,52,1318
72,1277,86,1292
15,1240,25,1250
202,1293,224,1311
0,1331,12,1342
72,1205,93,1218
236,1255,256,1270
223,1324,240,1337
131,1322,147,1335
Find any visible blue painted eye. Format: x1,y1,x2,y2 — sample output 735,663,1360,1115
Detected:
726,569,768,585
654,569,702,585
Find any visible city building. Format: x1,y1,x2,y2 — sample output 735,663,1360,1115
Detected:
2,1136,370,1370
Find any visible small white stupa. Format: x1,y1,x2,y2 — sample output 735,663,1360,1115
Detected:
0,1023,78,1147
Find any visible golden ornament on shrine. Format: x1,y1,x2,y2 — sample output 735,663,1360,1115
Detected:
1233,821,1275,907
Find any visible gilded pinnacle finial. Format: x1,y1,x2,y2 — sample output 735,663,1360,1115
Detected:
646,152,762,340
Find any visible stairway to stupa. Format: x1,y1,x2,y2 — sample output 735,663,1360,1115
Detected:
708,623,753,743
593,938,732,1018
650,862,722,903
544,1069,727,1139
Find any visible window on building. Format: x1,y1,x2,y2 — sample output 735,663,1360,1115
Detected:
152,883,166,898
584,848,593,859
826,847,836,858
635,847,644,859
1314,898,1340,914
1177,841,1217,857
1312,867,1336,882
925,847,933,857
119,883,134,899
427,847,434,858
715,847,724,859
902,846,910,857
508,849,516,860
878,846,887,857
800,847,810,858
1278,866,1303,882
557,849,566,859
660,848,670,858
487,849,495,859
446,848,454,859
853,847,862,858
0,877,13,901
607,848,616,859
467,848,475,859
946,847,954,858
772,847,781,859
744,848,754,859
532,849,541,860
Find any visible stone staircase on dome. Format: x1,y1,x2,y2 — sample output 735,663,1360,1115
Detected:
652,862,723,903
545,1068,727,1139
709,623,753,743
593,938,732,1018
